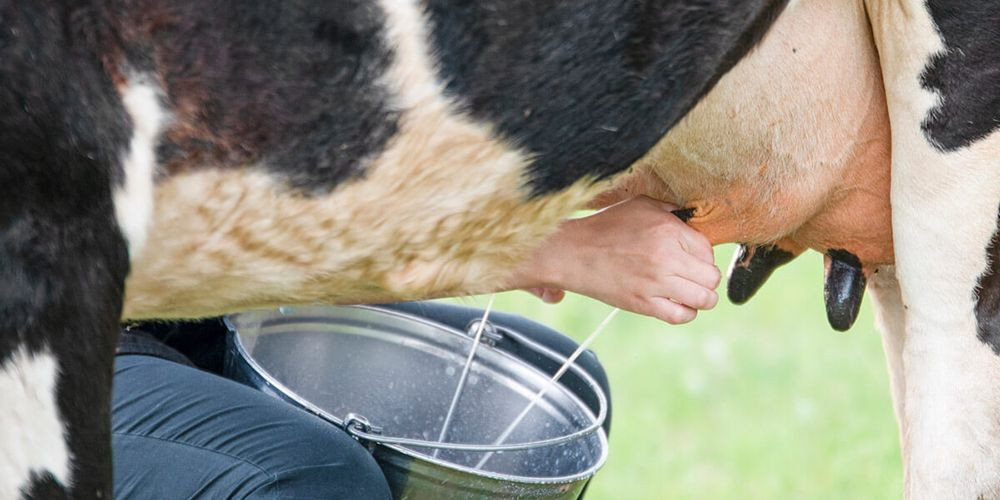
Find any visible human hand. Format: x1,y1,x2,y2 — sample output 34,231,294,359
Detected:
524,287,566,304
510,196,721,324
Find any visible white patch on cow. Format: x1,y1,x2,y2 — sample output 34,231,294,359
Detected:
114,78,166,259
377,0,447,111
0,347,70,499
867,266,906,440
868,1,1000,497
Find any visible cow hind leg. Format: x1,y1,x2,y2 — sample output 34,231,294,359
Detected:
869,1,1000,496
0,211,129,499
0,2,139,496
889,129,1000,499
867,266,907,451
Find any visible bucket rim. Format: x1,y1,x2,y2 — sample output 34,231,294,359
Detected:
224,304,610,485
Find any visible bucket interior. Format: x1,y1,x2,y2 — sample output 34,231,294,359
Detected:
226,306,607,482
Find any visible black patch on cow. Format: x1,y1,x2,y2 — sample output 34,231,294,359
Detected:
1,2,131,496
109,0,399,193
824,249,865,332
423,0,788,196
727,244,796,305
20,471,69,500
975,207,1000,355
921,2,1000,151
671,208,696,222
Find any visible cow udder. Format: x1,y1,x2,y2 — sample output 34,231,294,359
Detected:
591,0,893,329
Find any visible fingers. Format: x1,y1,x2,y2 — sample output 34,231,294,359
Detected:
540,288,566,304
637,195,714,264
524,194,722,325
644,297,698,325
656,275,719,311
677,222,715,264
673,253,722,291
638,196,714,264
524,287,566,304
640,273,719,324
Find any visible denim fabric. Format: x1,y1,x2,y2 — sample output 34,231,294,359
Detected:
112,355,392,499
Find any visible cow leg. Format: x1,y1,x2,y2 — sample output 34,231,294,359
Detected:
866,266,907,450
0,208,129,498
868,2,1000,496
889,126,1000,498
0,80,136,500
0,3,146,496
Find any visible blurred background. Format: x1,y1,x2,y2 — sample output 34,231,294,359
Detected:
450,244,902,499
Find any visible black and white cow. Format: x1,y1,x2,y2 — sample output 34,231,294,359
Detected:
1,0,998,498
868,3,1000,497
595,2,1000,497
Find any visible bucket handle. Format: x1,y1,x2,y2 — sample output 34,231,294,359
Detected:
343,409,604,452
342,319,609,452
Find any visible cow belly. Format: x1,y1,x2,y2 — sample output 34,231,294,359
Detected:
599,0,893,272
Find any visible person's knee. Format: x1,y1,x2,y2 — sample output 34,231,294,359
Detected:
250,427,392,499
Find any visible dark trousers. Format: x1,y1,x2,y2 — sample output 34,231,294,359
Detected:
112,301,611,499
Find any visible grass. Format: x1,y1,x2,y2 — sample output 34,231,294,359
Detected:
450,244,902,499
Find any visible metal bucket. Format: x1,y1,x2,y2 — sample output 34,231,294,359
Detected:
223,305,609,499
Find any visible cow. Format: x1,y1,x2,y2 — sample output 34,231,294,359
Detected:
604,2,1000,497
1,0,998,498
593,0,893,332
599,1,1000,497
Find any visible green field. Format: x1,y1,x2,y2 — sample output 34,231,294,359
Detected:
452,244,902,499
